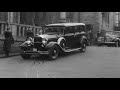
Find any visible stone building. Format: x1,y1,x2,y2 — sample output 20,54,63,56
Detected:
79,12,115,43
0,12,117,54
59,12,115,44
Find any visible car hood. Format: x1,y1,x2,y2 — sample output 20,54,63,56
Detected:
35,34,59,39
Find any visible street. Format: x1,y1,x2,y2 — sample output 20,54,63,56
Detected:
0,46,120,78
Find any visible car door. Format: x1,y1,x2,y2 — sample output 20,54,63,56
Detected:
64,26,75,49
74,25,86,47
74,26,80,48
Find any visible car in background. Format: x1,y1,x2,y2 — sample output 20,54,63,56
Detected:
97,31,120,47
20,23,88,60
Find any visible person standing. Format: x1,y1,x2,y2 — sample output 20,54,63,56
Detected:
26,29,34,40
87,30,93,46
3,27,14,57
89,30,93,45
96,32,101,45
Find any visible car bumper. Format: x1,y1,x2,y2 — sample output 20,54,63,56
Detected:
21,51,49,55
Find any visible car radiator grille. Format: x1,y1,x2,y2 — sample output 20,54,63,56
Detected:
34,37,46,51
34,37,42,42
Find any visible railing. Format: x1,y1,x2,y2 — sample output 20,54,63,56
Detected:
0,21,42,37
0,22,8,35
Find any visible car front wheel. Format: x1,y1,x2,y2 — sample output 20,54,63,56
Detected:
21,54,31,59
48,45,59,60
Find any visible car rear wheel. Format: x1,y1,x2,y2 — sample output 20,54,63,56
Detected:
21,54,31,59
60,40,66,51
48,45,59,60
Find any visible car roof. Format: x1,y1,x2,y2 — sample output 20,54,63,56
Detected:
46,23,85,27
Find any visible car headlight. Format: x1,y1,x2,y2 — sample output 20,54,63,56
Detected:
26,37,34,46
27,37,34,43
42,38,48,45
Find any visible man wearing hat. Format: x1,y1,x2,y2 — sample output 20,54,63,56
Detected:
3,25,14,57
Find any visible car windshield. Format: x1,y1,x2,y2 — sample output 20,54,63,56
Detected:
42,26,64,35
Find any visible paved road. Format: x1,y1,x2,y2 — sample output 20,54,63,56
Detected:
0,46,120,78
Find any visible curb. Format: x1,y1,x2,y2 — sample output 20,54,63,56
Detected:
0,53,20,58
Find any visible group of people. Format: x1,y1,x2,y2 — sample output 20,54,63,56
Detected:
3,24,35,57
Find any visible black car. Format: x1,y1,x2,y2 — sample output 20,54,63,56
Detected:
20,23,88,60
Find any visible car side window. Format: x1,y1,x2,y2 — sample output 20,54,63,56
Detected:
59,27,64,34
75,26,79,34
65,26,74,34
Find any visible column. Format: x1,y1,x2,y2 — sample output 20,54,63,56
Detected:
17,12,20,24
114,12,119,27
19,26,21,36
59,12,66,23
8,12,14,23
118,12,120,26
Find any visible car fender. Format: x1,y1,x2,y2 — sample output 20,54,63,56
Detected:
57,37,66,45
46,42,59,49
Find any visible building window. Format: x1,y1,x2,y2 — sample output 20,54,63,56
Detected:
102,12,110,27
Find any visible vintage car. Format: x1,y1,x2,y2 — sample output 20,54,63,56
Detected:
20,23,88,60
97,31,120,47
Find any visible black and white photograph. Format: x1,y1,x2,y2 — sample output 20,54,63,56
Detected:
0,12,120,78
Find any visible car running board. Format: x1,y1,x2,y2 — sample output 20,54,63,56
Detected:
64,48,81,53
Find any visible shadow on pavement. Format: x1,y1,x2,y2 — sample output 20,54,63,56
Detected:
0,54,20,59
25,50,84,62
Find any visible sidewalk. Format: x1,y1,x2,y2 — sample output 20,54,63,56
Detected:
0,52,20,58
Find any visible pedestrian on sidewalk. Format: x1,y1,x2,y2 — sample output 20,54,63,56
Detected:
3,25,14,57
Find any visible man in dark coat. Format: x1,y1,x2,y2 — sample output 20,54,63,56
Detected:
26,29,34,40
3,27,14,57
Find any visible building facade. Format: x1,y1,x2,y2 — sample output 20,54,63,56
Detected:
0,12,117,54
